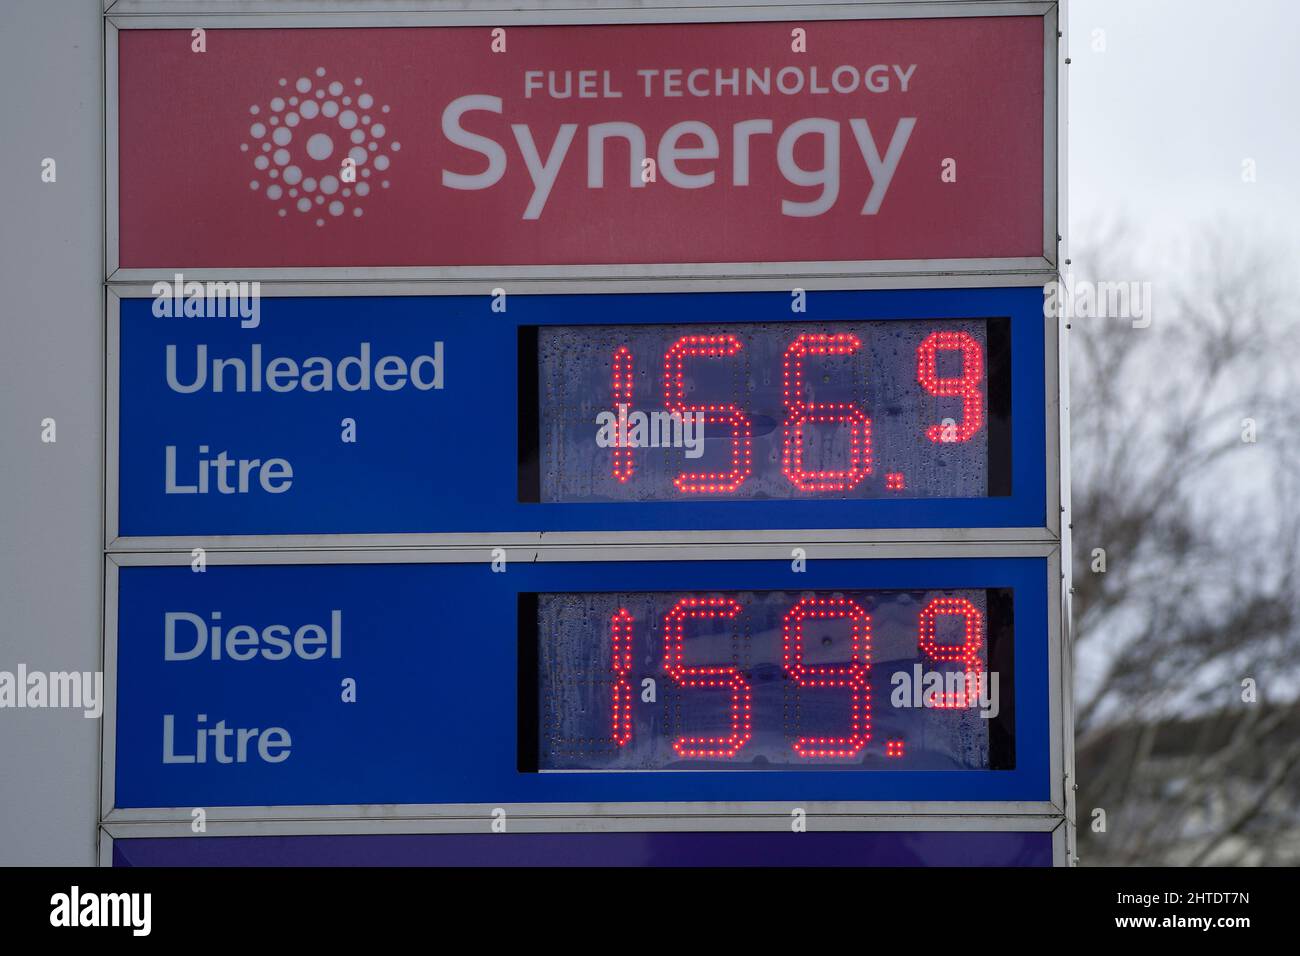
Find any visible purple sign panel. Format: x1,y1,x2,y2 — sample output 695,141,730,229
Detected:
113,831,1054,867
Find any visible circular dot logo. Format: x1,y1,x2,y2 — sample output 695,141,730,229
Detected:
241,67,399,227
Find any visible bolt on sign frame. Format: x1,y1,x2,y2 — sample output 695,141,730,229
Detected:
99,0,1073,865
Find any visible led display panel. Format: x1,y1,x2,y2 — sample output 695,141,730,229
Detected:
525,587,1015,772
527,318,1011,503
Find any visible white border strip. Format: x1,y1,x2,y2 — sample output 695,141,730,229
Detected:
109,0,1055,16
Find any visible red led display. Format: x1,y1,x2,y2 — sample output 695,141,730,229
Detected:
917,597,985,708
535,319,1008,504
610,346,636,483
662,596,753,758
782,334,873,492
663,335,754,494
534,588,1012,771
917,330,985,444
782,596,872,758
609,608,635,747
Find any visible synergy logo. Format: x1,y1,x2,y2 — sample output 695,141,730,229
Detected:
242,67,398,226
440,85,915,222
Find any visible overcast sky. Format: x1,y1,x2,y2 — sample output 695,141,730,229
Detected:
1069,0,1300,250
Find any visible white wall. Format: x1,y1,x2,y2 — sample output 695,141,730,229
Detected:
0,0,105,866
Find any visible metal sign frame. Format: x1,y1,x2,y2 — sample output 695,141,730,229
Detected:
98,0,1073,866
99,818,1069,867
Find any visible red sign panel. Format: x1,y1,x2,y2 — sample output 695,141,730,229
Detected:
116,17,1045,269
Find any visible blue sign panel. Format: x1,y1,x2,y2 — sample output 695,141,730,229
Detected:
112,831,1054,867
115,288,1046,537
111,556,1050,809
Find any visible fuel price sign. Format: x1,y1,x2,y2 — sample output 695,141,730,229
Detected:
105,554,1049,810
102,1,1067,867
110,287,1046,541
